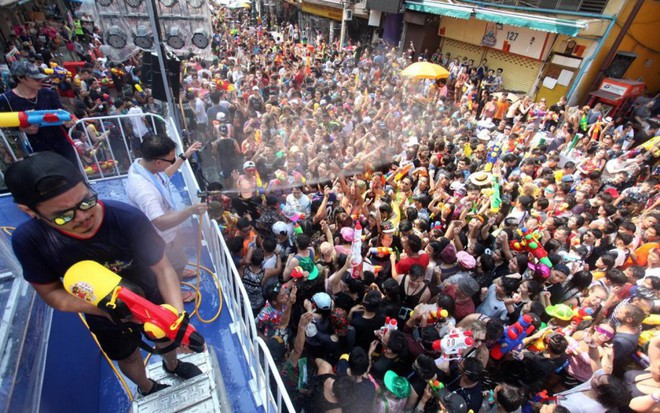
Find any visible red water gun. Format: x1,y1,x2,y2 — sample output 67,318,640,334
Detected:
63,261,205,353
490,313,540,360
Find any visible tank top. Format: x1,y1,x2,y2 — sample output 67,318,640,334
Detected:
310,374,341,412
399,274,428,308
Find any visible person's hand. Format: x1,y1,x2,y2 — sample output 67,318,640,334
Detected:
421,384,433,402
190,203,208,216
369,339,379,355
185,141,203,158
299,311,314,330
19,125,39,134
231,169,240,180
288,285,297,304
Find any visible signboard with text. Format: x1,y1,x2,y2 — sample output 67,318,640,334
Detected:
480,22,553,61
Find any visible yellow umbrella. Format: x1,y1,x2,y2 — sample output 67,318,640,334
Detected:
400,62,450,80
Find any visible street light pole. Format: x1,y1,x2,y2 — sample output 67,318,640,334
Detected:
338,0,347,50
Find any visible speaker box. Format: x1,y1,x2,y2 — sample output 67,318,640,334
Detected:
141,52,181,101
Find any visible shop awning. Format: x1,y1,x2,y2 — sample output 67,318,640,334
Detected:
404,0,588,36
589,90,623,102
405,0,471,19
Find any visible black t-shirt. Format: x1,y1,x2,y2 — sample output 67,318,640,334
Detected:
0,88,76,163
12,200,166,305
350,312,385,351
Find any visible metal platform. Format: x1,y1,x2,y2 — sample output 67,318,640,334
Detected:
132,351,231,413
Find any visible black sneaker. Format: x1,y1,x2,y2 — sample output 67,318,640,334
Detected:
162,360,203,380
138,379,170,397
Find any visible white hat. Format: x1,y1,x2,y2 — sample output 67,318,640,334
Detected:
449,181,465,192
272,221,289,236
477,119,496,130
252,85,260,91
216,112,226,121
477,129,491,141
243,160,256,170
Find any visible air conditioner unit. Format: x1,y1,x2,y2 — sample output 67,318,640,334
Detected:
344,9,353,21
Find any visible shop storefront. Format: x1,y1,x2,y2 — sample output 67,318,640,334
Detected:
402,0,608,101
436,16,551,95
299,0,342,45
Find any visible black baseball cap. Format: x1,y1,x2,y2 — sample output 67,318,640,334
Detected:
436,388,469,413
11,60,48,79
5,152,85,206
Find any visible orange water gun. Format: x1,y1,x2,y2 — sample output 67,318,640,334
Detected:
394,163,413,181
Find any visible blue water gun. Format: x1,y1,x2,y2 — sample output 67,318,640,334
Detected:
0,109,72,128
484,142,503,172
490,313,540,360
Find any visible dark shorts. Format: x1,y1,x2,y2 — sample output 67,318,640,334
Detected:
86,315,142,361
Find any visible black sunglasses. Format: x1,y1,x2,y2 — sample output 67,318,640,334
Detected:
42,193,98,226
156,157,176,165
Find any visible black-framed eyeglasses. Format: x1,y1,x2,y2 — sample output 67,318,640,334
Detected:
42,193,98,226
156,157,176,164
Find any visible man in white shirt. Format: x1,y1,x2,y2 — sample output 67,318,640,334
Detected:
126,101,150,141
126,135,207,302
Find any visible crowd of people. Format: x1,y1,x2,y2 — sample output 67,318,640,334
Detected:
1,3,660,413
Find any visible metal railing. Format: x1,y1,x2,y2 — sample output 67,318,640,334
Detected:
157,114,296,413
0,112,295,412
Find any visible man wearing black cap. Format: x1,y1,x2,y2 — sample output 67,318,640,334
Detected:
5,152,202,397
0,60,77,165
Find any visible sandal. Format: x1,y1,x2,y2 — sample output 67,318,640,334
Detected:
181,290,196,303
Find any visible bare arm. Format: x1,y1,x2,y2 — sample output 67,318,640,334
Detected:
32,281,110,317
329,257,351,295
289,310,312,366
151,204,206,232
282,255,299,282
150,254,184,312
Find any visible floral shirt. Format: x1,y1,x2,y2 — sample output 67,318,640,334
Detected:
257,302,284,337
